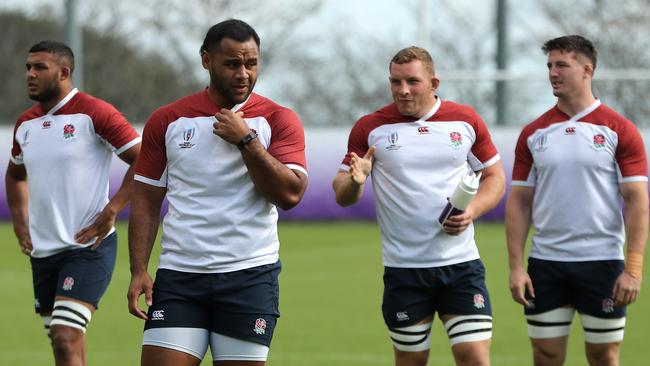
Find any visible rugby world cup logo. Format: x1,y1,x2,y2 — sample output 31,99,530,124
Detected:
385,131,402,150
533,133,548,152
179,127,196,148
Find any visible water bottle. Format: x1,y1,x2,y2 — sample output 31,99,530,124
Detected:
438,171,481,225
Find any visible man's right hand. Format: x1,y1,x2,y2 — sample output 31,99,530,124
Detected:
509,267,535,307
349,146,376,185
127,271,153,320
15,226,32,256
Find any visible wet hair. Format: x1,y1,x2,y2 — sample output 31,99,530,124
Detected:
542,35,597,70
200,19,260,55
390,46,435,75
29,40,75,73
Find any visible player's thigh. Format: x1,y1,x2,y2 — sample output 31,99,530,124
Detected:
143,269,213,360
382,266,437,328
56,232,118,309
438,260,493,346
142,345,203,366
450,338,491,366
208,262,282,360
30,253,62,315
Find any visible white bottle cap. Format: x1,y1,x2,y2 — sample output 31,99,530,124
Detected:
449,172,481,210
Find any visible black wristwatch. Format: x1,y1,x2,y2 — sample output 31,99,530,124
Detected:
237,130,258,150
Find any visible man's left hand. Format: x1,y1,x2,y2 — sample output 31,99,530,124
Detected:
74,207,117,249
612,271,642,306
442,208,474,236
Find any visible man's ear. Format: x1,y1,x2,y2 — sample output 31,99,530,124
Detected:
60,66,72,82
584,63,594,78
431,76,440,90
201,50,211,70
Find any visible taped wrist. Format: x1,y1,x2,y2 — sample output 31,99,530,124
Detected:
625,252,643,278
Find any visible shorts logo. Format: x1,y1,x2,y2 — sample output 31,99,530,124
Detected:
602,298,614,313
385,131,402,151
151,310,165,320
34,298,41,308
253,318,267,335
62,276,75,291
42,121,52,129
473,294,485,309
417,126,430,134
179,127,196,148
396,311,410,321
63,124,75,139
593,134,606,149
450,131,463,149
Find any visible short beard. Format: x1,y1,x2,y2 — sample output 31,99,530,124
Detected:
28,80,61,103
209,69,255,107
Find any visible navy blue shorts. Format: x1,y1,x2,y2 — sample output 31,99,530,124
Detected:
382,259,492,328
30,232,118,313
144,261,281,347
525,258,626,318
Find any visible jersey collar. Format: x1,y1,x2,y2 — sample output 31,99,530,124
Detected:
417,96,441,122
46,88,79,116
568,99,601,122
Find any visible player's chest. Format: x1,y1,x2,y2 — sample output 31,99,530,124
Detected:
529,125,616,168
17,116,97,161
369,122,474,169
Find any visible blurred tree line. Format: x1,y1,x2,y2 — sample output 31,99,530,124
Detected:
0,10,201,124
2,0,650,127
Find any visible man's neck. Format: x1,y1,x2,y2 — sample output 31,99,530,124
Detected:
206,85,233,110
556,91,596,117
40,85,74,114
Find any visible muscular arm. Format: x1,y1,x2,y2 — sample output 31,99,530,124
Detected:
505,185,535,306
75,143,141,246
332,146,376,207
212,109,307,210
443,160,506,234
239,140,308,210
127,181,166,319
612,181,649,305
5,161,32,254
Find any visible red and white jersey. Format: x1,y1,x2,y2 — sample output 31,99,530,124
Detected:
135,90,307,273
11,88,141,258
512,100,648,261
340,98,500,268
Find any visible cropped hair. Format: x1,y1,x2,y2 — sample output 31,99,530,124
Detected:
390,46,435,75
200,19,260,54
542,35,597,70
29,40,75,73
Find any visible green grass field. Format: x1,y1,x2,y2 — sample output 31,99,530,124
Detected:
1,221,648,365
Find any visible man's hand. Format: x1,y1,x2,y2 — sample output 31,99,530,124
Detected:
509,267,535,307
441,205,475,236
612,271,642,306
15,225,32,256
349,146,376,185
127,271,153,320
213,109,248,145
75,206,117,249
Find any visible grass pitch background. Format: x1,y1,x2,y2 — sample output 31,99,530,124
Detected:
1,222,648,365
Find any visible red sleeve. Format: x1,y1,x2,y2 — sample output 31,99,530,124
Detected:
512,127,534,181
135,108,169,181
615,121,648,178
468,111,498,163
341,117,371,166
10,118,23,162
91,100,140,153
267,108,307,169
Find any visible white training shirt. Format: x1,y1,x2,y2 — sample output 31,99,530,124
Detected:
512,100,648,261
340,98,500,268
135,90,307,273
11,88,141,258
